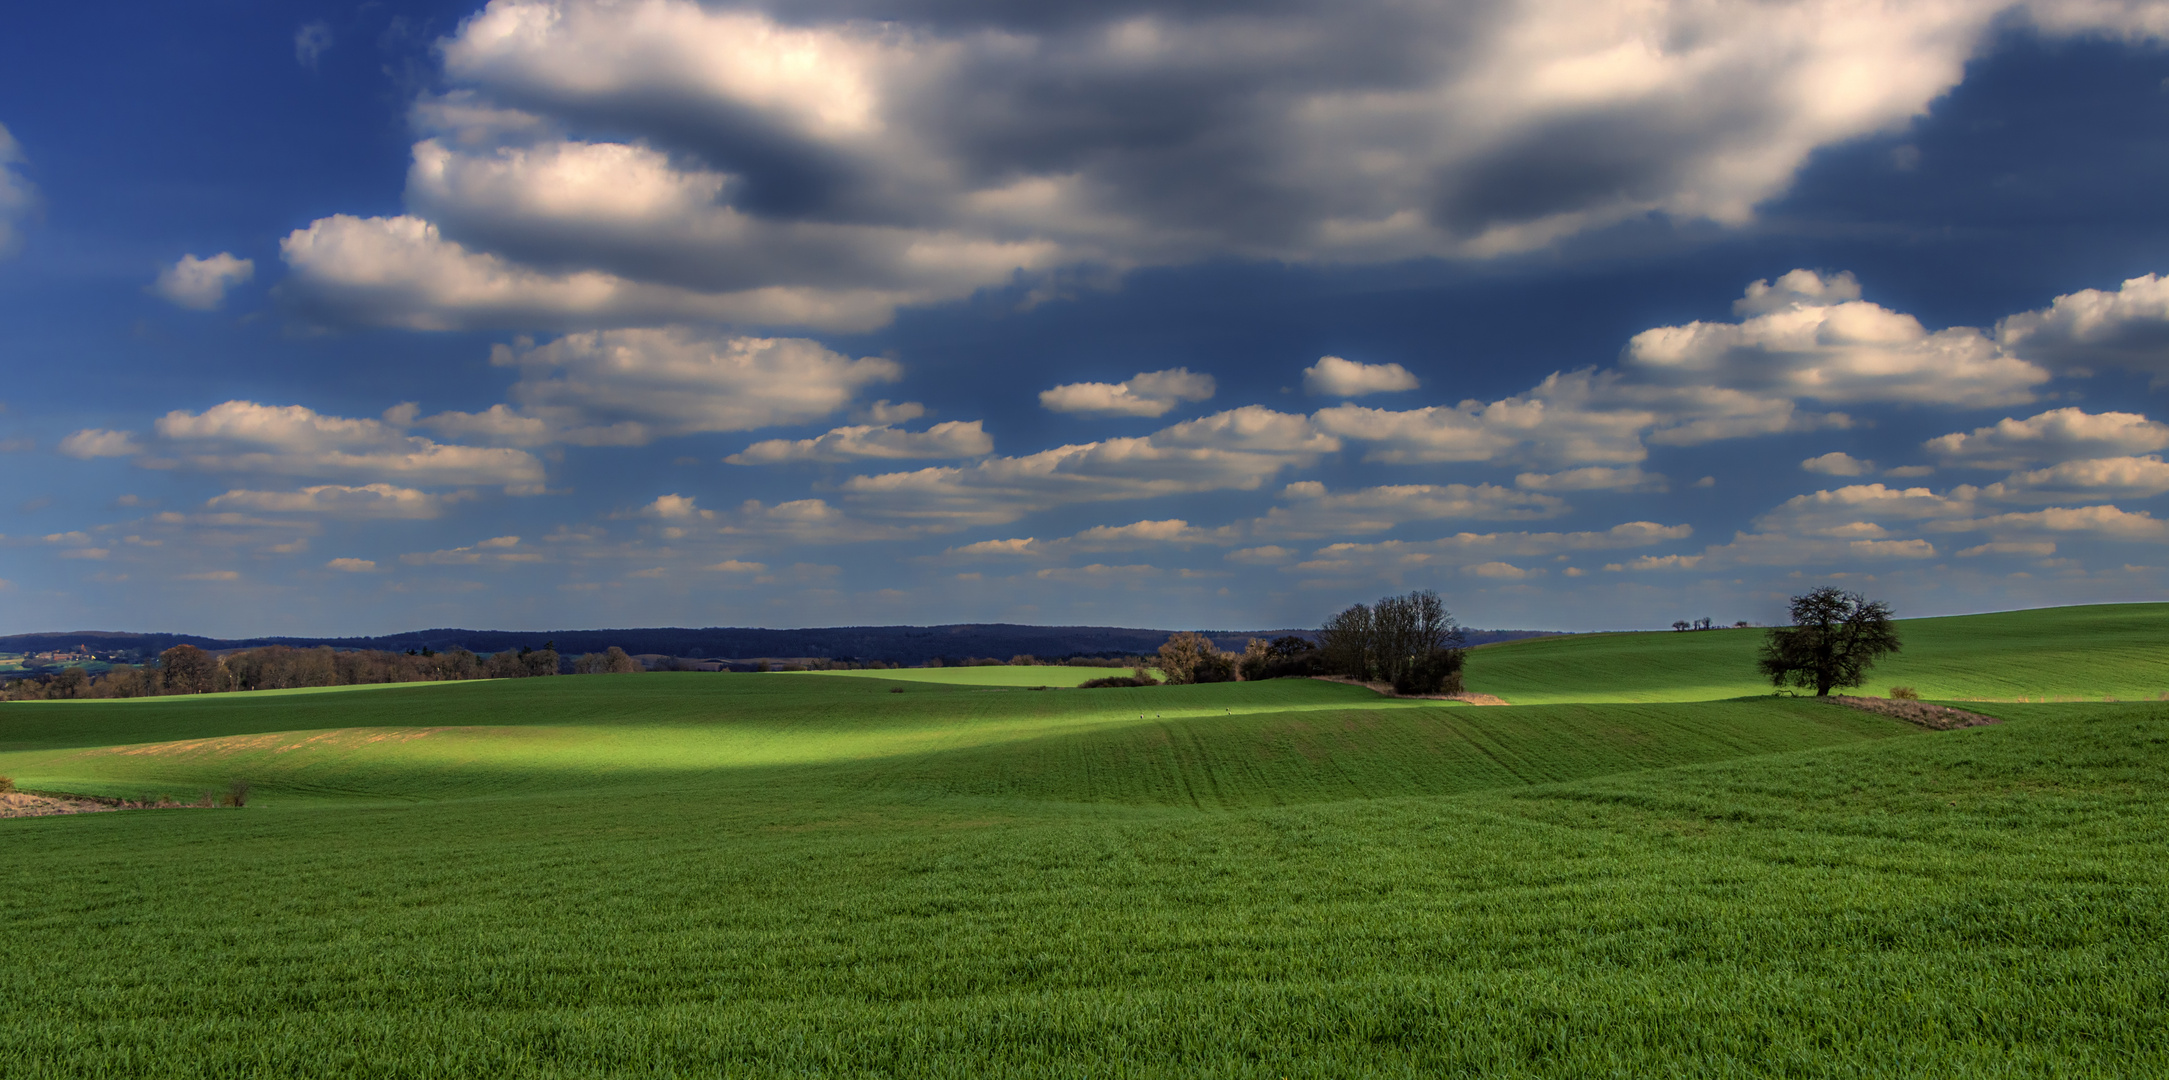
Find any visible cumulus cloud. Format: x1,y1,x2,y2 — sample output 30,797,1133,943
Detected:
1040,368,1216,418
326,557,378,572
156,401,545,488
1998,273,2169,376
1802,452,1874,476
59,429,143,459
1290,521,1694,578
402,535,541,565
206,484,462,519
1513,465,1662,491
0,122,33,257
274,0,2158,331
152,252,254,310
1990,457,2169,501
1626,271,2048,408
1303,356,1419,397
1925,407,2169,469
842,406,1335,526
1256,480,1565,538
424,329,900,446
1706,474,2169,570
727,420,992,464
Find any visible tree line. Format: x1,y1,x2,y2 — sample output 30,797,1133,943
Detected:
1107,589,1467,695
2,642,647,700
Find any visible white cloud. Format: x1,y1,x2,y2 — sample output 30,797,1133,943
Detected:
1314,371,1651,466
155,401,545,488
276,0,2157,332
1925,407,2169,469
59,429,143,459
1626,271,2048,408
1998,273,2169,376
727,420,992,464
1703,532,1938,566
402,535,542,565
295,22,333,68
1303,356,1419,397
206,484,461,519
637,494,710,520
1947,505,2169,540
1291,521,1693,578
1992,457,2169,501
1256,480,1565,538
843,406,1333,527
424,329,900,447
1514,465,1662,491
280,214,928,332
152,252,254,311
1607,553,1705,571
1956,541,2056,558
1802,451,1874,476
1040,368,1216,418
719,498,926,543
1465,561,1532,580
0,122,33,257
326,557,378,573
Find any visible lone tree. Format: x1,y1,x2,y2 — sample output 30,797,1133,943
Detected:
1757,587,1901,696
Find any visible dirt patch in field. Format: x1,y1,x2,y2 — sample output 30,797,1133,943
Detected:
1829,695,2003,731
1,791,120,818
1310,676,1509,706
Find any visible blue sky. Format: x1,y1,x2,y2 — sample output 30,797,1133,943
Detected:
4,0,2169,637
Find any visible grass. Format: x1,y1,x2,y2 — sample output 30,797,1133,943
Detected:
2,606,2166,1076
1465,601,2169,703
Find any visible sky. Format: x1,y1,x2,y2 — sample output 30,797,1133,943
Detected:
4,1,2169,637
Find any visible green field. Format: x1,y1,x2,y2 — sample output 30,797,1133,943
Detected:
3,605,2166,1076
1466,601,2169,703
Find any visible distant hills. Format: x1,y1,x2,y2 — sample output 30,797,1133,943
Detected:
0,624,1559,666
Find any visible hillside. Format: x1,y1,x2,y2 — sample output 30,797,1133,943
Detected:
3,613,2165,1076
1464,601,2169,703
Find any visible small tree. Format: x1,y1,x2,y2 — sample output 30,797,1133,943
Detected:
1156,632,1229,685
1757,587,1901,696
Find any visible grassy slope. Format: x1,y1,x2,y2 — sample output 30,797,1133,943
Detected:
798,665,1157,687
2,620,2165,1076
1465,601,2169,703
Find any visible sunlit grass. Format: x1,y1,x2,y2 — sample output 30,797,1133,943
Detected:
1466,602,2169,703
2,635,2164,1076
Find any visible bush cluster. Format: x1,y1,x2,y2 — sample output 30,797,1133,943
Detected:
1319,590,1467,695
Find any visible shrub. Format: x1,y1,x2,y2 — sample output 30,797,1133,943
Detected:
0,775,13,793
224,780,251,808
1239,636,1322,681
1392,648,1467,696
1890,686,1921,700
1191,650,1237,683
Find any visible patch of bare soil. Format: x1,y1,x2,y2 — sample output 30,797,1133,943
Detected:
0,791,118,818
0,790,224,818
1310,675,1508,705
1829,695,2002,731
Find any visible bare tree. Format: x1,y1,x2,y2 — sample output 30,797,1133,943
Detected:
1319,590,1466,693
1757,587,1902,696
1156,632,1234,684
159,645,218,695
